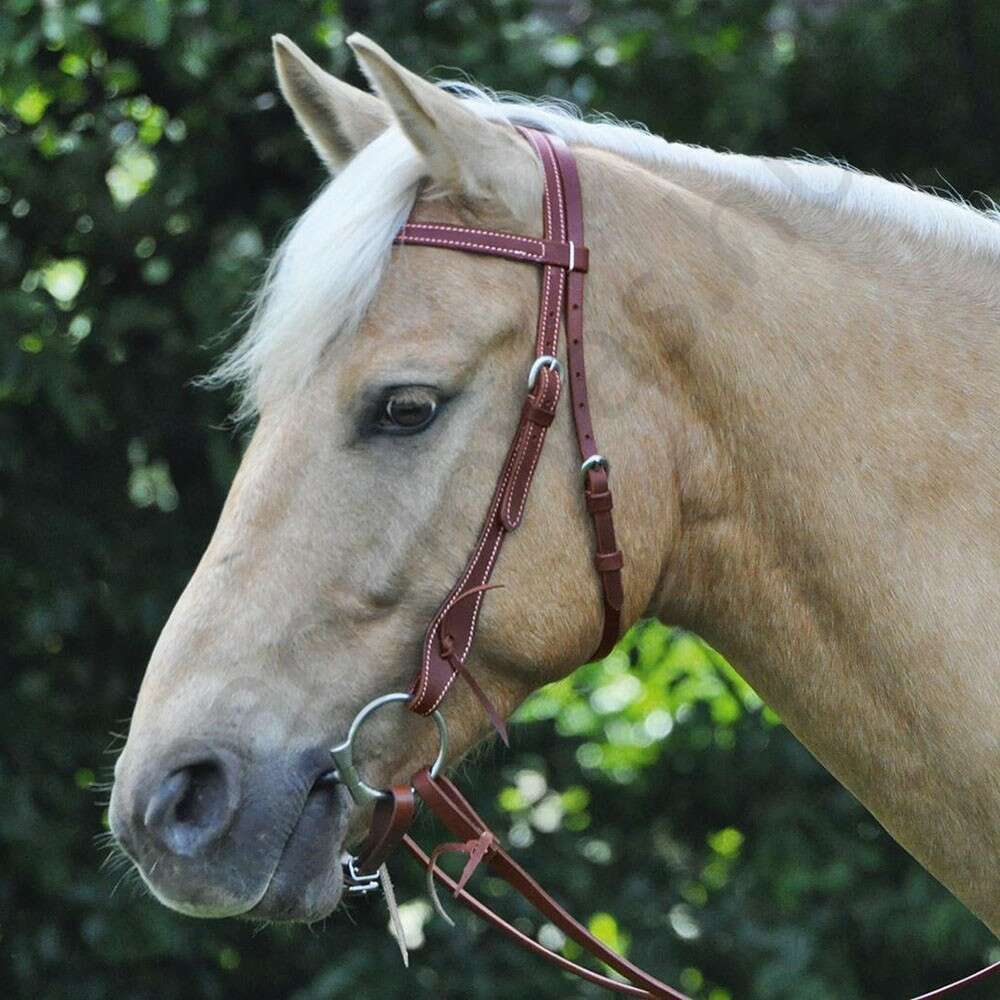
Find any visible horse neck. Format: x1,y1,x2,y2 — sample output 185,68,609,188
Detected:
591,151,1000,932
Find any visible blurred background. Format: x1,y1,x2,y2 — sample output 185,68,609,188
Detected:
3,1,998,998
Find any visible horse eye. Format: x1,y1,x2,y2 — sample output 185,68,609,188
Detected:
379,389,438,434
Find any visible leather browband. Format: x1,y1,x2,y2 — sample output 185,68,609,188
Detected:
395,127,624,737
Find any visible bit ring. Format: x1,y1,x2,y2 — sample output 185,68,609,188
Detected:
330,692,448,806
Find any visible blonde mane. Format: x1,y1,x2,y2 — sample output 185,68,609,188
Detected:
212,84,1000,420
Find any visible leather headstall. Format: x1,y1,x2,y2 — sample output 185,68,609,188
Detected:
398,127,624,742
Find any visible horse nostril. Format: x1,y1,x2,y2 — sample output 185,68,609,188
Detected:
143,758,237,857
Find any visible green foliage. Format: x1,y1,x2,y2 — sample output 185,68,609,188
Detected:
2,2,997,999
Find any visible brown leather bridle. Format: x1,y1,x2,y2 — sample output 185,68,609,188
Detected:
400,126,623,744
328,126,998,999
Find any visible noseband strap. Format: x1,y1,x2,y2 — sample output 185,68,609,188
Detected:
395,127,624,730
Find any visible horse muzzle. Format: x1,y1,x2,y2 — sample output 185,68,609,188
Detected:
109,742,353,921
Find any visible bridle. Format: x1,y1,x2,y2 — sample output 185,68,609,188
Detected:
397,125,623,744
327,126,998,998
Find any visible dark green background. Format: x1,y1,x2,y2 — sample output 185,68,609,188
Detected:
3,1,998,998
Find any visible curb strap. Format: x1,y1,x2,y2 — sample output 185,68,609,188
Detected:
394,126,624,731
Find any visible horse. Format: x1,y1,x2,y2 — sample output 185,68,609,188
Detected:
109,30,999,964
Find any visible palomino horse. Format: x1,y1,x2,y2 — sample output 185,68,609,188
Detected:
109,29,999,976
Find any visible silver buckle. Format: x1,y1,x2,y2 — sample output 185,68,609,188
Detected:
580,454,610,478
527,355,562,390
342,855,380,895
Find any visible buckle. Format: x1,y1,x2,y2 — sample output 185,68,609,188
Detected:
341,855,381,895
580,454,610,478
527,355,562,390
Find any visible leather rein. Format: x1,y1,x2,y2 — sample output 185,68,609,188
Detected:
328,126,998,998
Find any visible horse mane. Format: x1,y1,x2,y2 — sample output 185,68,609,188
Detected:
208,82,1000,422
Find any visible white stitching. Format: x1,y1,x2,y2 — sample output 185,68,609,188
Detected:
535,264,554,355
457,523,506,666
502,423,535,527
432,132,565,688
537,138,567,359
398,235,543,261
399,231,573,270
523,130,554,240
535,263,563,359
550,266,564,356
540,137,567,242
511,427,544,526
500,424,527,526
401,223,545,253
536,136,555,238
416,131,574,712
425,513,507,712
426,666,460,712
415,444,517,708
505,374,560,526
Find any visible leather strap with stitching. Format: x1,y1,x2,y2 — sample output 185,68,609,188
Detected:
520,129,623,660
407,769,690,999
394,126,624,731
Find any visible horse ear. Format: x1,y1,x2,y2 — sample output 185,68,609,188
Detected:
347,34,540,218
272,34,389,172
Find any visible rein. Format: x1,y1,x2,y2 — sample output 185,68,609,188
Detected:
329,126,998,998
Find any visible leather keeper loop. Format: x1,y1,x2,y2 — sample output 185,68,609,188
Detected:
521,397,556,428
541,240,589,272
585,488,613,513
594,549,624,573
355,784,416,874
